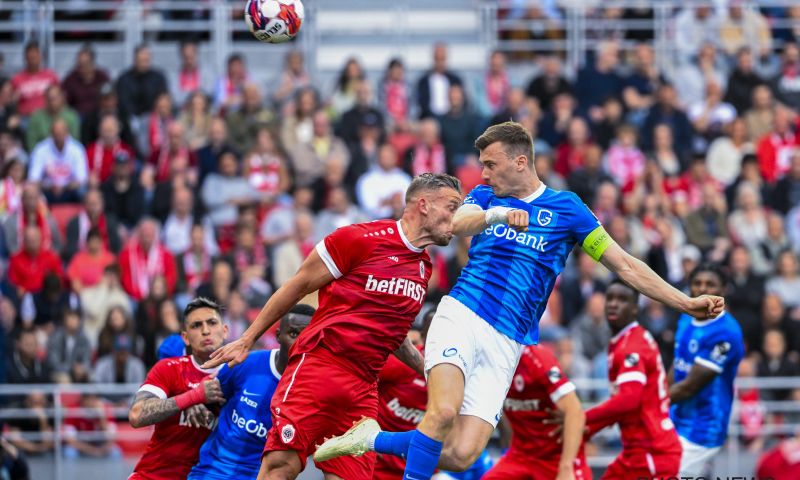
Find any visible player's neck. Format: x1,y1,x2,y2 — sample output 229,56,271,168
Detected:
398,217,434,250
276,349,289,374
191,352,212,369
508,175,542,200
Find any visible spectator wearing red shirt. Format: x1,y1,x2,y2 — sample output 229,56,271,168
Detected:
146,121,197,185
403,118,447,176
67,228,115,292
85,115,135,187
757,433,800,480
756,105,799,183
119,218,177,301
10,41,59,117
555,117,595,177
8,225,64,295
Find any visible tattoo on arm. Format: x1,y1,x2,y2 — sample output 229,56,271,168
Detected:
394,338,425,377
130,391,180,427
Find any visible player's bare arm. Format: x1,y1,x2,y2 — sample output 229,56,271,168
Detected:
184,404,216,429
669,363,719,403
204,250,334,368
393,337,425,376
598,242,724,319
452,204,528,237
129,377,225,428
554,391,584,480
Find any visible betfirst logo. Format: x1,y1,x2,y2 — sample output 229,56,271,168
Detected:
503,398,541,412
231,408,269,438
387,398,425,424
484,224,548,252
365,275,426,303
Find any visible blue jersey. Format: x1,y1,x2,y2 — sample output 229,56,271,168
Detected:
189,349,281,480
157,333,186,360
670,312,744,448
449,184,605,344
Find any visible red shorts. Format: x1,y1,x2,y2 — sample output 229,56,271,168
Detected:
372,453,404,480
483,449,592,480
265,346,378,479
601,451,680,480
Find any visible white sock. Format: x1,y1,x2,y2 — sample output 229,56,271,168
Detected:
367,431,380,451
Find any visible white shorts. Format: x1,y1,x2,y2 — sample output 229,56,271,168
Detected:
424,295,525,427
679,436,721,476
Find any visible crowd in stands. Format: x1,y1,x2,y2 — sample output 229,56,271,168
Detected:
0,2,799,467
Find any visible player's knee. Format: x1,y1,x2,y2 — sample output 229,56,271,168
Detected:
440,443,481,472
424,403,459,432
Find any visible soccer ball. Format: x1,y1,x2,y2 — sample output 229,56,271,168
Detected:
244,0,304,44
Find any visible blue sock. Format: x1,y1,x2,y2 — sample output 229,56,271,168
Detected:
403,430,442,480
372,430,415,458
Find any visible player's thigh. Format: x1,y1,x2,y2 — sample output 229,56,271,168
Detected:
258,450,303,480
678,437,720,477
437,414,494,471
424,296,479,383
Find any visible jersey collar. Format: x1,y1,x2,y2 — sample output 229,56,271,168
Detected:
610,321,639,344
191,354,223,374
519,182,547,203
691,310,726,327
396,220,423,253
269,349,281,380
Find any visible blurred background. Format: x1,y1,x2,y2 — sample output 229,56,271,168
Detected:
0,0,799,478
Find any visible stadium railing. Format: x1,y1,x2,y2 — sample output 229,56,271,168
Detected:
1,377,798,479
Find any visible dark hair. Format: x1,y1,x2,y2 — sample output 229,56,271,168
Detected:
24,40,39,53
288,304,316,317
388,57,403,70
179,39,198,52
62,308,81,321
405,173,461,204
79,43,96,62
474,121,535,167
86,227,102,242
183,297,224,321
134,43,149,57
227,53,244,66
688,262,728,289
607,278,640,303
336,58,364,92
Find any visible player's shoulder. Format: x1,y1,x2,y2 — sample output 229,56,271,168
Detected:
338,219,398,241
465,184,493,200
151,354,191,372
522,345,559,370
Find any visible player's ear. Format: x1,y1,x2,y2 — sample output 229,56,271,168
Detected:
515,154,528,170
417,196,429,215
181,329,190,347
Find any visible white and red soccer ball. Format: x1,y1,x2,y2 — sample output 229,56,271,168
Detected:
244,0,304,44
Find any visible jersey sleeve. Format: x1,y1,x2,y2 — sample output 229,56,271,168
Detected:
461,185,492,210
567,193,613,261
694,329,738,374
613,344,648,387
315,224,372,279
216,364,236,399
138,359,175,399
530,351,576,404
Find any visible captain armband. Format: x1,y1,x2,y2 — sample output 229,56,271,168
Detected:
581,226,614,261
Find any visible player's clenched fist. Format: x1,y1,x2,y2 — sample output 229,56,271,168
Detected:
485,206,528,232
685,294,725,320
507,209,529,232
203,377,226,405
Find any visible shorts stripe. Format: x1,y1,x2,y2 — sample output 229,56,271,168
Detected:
282,353,306,402
645,452,656,475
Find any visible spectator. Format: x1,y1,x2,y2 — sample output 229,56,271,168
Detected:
526,55,572,113
379,58,410,127
0,159,24,221
0,80,19,136
196,116,235,185
744,84,775,142
79,265,131,349
97,306,140,359
272,211,315,288
146,121,197,185
201,151,260,228
147,299,181,366
196,258,234,306
177,91,212,151
118,219,177,301
290,110,350,189
28,119,88,204
706,117,753,186
724,48,763,113
687,79,737,147
25,85,80,151
213,53,249,113
64,189,121,261
591,181,621,227
645,214,688,284
622,43,664,121
225,223,271,307
727,182,768,249
80,82,135,150
537,92,578,147
92,333,146,386
243,126,290,202
337,81,385,146
684,184,729,253
60,45,110,118
260,187,313,248
646,123,685,178
756,431,800,480
489,87,530,127
221,290,253,346
756,329,800,401
574,40,623,121
0,129,26,168
314,187,367,241
756,106,798,183
66,228,115,293
416,42,463,119
176,223,213,295
5,329,49,384
100,151,145,229
10,41,59,117
567,144,613,205
570,291,610,363
45,309,91,383
555,116,594,177
605,124,646,189
672,4,720,66
3,183,61,255
85,114,136,187
0,435,30,479
752,212,790,276
169,40,212,107
162,187,216,257
7,227,63,296
115,44,168,124
727,245,765,344
640,83,694,158
330,58,365,119
674,42,728,110
771,41,800,110
560,251,605,329
476,50,511,117
143,92,174,160
718,0,773,62
770,151,800,214
533,151,566,191
62,393,121,459
225,83,274,155
4,391,54,456
403,118,447,176
725,153,767,211
271,50,311,109
766,250,800,311
437,84,484,169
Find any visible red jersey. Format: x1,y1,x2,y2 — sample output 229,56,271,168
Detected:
376,347,427,474
602,322,681,456
504,345,578,458
757,438,800,480
11,69,59,116
130,355,221,480
297,220,432,380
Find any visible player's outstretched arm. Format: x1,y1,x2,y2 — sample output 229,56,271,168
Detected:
203,250,335,369
129,377,225,428
393,337,425,376
554,391,585,480
452,204,529,237
599,243,724,319
669,363,718,403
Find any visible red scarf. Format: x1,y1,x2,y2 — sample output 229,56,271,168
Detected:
182,248,210,292
384,80,409,123
78,212,109,251
128,240,165,299
179,68,200,93
89,140,123,182
485,72,509,113
156,146,190,182
233,244,267,272
148,114,170,154
0,179,20,215
411,143,446,176
18,208,52,252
